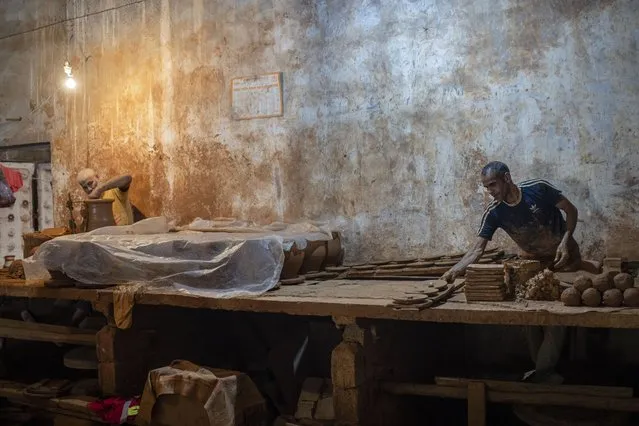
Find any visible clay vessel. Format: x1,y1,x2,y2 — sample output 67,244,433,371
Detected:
300,240,327,274
324,232,342,267
3,255,15,269
280,243,305,280
83,199,116,231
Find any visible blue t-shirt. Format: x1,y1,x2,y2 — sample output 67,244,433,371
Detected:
477,179,566,257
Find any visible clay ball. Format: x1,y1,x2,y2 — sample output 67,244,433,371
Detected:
592,274,611,292
581,288,602,307
573,276,592,293
561,287,581,306
623,288,639,307
602,289,623,307
613,273,634,291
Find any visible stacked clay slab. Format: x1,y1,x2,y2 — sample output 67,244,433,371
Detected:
464,264,506,302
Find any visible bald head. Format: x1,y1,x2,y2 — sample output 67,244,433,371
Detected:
77,168,99,194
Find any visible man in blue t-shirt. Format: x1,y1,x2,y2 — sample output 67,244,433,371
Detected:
442,161,582,282
442,161,585,384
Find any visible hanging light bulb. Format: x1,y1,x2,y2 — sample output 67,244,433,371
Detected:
64,61,76,89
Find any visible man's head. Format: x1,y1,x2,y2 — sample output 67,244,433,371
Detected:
77,168,99,195
481,161,513,202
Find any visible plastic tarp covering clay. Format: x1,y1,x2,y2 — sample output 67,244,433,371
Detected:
33,218,285,297
184,218,333,250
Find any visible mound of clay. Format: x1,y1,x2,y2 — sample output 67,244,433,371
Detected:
561,287,581,306
624,288,639,307
613,273,634,291
581,288,601,307
592,274,611,292
524,269,560,301
573,276,592,293
602,289,623,307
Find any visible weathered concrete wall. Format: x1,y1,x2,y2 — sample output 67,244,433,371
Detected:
1,0,638,261
0,0,67,146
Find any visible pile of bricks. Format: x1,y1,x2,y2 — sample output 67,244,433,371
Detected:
464,264,507,302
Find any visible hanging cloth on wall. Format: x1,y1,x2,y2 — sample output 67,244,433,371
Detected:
0,163,24,193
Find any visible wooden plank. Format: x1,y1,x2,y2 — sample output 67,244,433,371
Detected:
467,382,486,426
0,319,95,346
382,382,639,412
3,279,639,329
0,282,100,302
130,289,639,329
435,377,633,398
382,382,467,399
0,381,104,423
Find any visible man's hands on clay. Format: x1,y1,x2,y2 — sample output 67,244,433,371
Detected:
553,240,570,269
441,237,488,283
88,186,104,199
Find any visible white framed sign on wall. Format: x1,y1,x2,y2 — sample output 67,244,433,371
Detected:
231,72,283,120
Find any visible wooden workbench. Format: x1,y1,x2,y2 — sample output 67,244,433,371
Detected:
1,278,639,329
3,278,639,425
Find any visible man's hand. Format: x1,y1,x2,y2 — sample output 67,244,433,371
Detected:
88,186,103,199
442,268,460,284
554,241,570,269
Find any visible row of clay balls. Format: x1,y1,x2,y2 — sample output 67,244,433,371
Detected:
561,272,637,307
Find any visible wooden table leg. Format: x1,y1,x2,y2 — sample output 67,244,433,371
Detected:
467,381,486,426
96,325,153,396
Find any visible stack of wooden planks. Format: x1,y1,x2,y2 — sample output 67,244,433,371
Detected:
341,248,506,280
464,264,507,302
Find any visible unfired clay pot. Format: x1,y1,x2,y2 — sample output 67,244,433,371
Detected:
300,240,327,274
83,199,116,231
280,243,305,280
324,232,342,267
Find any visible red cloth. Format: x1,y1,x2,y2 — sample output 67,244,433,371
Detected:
0,164,23,193
88,396,140,425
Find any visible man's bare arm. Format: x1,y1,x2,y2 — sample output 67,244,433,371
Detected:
103,174,132,192
554,196,578,268
88,175,132,199
441,237,489,283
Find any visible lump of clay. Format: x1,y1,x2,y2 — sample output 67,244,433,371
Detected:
561,287,581,306
613,273,634,291
623,288,639,307
573,276,592,293
523,269,561,301
581,288,601,307
592,274,611,292
602,288,623,307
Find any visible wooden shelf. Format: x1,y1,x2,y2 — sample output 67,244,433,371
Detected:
0,319,95,346
0,381,104,423
383,377,639,417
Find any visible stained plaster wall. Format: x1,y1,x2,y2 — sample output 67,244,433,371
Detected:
1,0,638,262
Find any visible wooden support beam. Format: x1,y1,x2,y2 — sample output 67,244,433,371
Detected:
96,326,153,396
467,382,486,426
382,382,639,412
435,376,633,398
0,318,95,346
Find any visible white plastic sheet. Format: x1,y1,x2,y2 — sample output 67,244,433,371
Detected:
184,218,333,250
31,217,337,297
33,218,285,297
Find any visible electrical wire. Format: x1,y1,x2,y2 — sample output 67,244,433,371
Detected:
0,0,148,42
